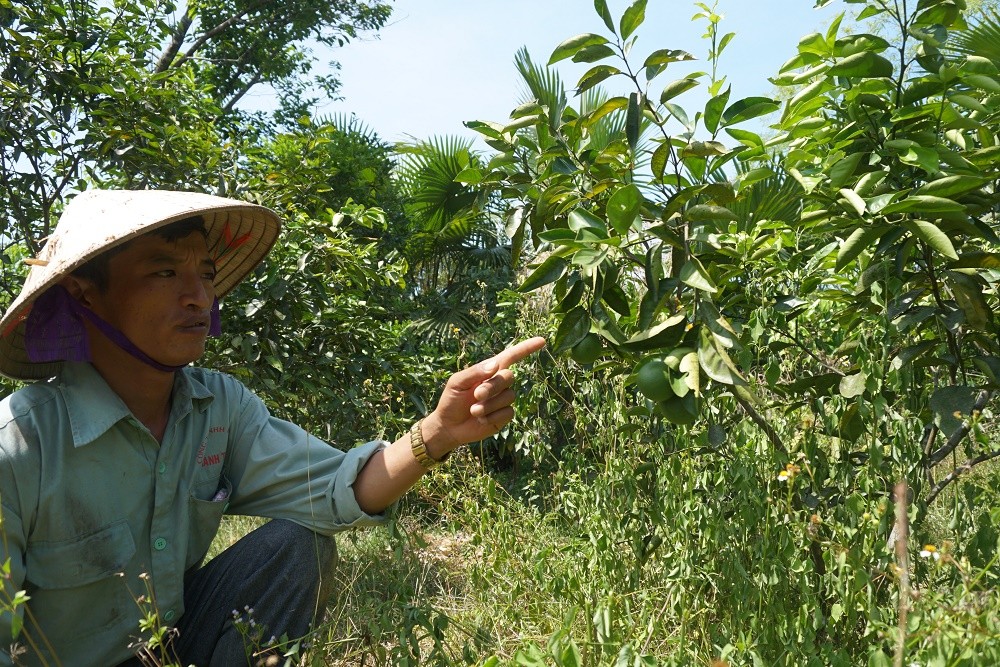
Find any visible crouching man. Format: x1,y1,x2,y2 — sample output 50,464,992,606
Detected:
0,190,545,666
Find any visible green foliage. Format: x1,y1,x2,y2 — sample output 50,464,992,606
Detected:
439,0,1000,663
394,136,515,341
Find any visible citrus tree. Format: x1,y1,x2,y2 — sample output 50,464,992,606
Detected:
460,0,1000,661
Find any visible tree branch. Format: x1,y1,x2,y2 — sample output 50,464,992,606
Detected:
155,11,195,73
734,393,787,455
926,389,990,466
926,448,1000,505
220,71,264,114
173,0,276,70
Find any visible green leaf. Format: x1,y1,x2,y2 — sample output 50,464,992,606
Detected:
572,44,617,63
642,49,696,68
576,65,621,94
857,5,885,20
553,307,591,354
583,96,629,128
679,256,718,292
930,386,979,438
834,33,891,57
549,33,610,65
836,226,883,270
619,0,647,40
686,204,738,222
963,73,1000,93
568,209,607,233
660,77,700,103
620,314,686,351
949,272,992,331
625,92,641,152
726,127,764,149
902,220,959,261
519,255,568,292
594,0,616,33
738,166,774,190
607,184,642,235
915,175,987,198
720,96,780,127
682,140,727,157
828,153,864,190
651,142,671,180
680,351,701,396
828,51,894,78
950,93,988,113
881,195,965,215
704,86,731,135
839,188,867,216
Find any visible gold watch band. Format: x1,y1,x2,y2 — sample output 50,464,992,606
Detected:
410,418,449,469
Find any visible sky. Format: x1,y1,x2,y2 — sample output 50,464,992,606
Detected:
244,0,842,145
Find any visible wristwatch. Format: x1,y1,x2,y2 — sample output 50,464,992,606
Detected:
410,418,450,469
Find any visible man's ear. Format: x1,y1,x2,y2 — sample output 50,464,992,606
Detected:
59,275,94,307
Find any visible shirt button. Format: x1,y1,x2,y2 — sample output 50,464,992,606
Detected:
163,609,176,622
154,537,167,551
158,463,167,474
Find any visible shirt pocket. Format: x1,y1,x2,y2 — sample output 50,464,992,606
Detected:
24,519,136,640
186,475,232,570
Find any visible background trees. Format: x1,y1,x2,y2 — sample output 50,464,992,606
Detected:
3,0,1000,664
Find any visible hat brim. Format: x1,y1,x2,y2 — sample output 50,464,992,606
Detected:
0,190,281,381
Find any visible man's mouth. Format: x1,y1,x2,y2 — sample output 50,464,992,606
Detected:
179,315,209,329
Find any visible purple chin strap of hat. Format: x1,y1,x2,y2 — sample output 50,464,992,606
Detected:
24,284,221,373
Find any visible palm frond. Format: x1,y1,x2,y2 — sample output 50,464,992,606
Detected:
948,11,1000,66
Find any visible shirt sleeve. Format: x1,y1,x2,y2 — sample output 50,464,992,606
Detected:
221,380,395,535
0,427,34,665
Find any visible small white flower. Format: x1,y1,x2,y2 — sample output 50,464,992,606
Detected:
919,544,940,560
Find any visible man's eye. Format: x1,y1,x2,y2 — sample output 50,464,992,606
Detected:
156,270,175,277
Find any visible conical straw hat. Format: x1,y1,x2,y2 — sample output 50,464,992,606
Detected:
0,189,281,380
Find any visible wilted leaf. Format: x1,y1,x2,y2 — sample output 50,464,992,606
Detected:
839,371,866,398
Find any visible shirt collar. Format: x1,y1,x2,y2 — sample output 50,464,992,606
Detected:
59,362,215,448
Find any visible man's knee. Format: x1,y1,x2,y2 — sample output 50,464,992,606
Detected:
258,520,337,580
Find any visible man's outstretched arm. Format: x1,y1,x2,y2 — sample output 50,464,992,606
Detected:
353,337,546,515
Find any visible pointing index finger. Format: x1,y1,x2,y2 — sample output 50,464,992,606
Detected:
494,336,547,370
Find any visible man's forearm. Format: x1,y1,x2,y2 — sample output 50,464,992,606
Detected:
352,413,452,515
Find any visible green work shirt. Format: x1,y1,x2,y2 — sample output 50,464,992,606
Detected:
0,361,390,666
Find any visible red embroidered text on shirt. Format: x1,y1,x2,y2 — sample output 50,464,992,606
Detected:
201,452,225,468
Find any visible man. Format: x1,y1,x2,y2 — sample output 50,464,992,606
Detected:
0,190,545,666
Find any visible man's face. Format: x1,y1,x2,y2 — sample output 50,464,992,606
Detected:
81,231,217,368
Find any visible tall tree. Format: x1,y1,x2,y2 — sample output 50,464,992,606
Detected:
0,0,391,306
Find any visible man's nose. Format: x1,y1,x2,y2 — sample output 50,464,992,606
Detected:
181,272,214,309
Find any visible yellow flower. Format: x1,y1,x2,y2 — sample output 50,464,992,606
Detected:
777,463,801,482
919,544,940,560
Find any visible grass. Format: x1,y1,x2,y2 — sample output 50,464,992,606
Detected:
200,362,1000,666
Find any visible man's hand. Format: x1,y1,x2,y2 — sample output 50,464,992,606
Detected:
421,337,547,459
353,336,546,515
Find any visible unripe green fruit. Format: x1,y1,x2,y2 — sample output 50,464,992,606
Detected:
636,359,674,402
664,346,695,371
571,333,603,364
657,395,697,425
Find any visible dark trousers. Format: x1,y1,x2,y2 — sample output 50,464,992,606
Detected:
120,519,336,667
